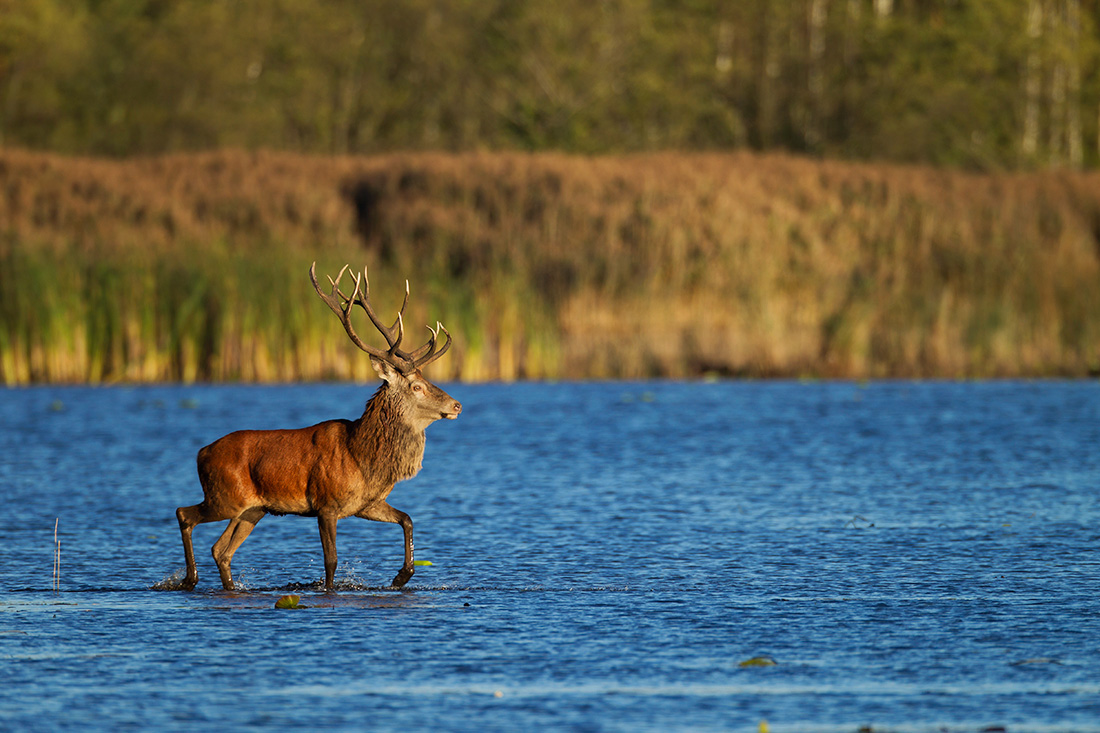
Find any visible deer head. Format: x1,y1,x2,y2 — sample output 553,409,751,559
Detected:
310,262,460,426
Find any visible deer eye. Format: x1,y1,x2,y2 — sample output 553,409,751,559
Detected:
412,384,423,392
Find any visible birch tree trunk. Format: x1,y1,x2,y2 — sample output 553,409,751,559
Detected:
756,7,781,148
1066,0,1083,168
845,0,861,66
715,20,734,79
1022,0,1043,160
807,0,828,149
1048,2,1066,165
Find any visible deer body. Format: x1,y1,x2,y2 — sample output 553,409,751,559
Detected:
198,396,425,520
175,264,460,591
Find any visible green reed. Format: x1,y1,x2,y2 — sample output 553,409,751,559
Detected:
0,238,556,384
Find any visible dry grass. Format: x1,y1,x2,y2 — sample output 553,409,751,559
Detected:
2,149,1098,383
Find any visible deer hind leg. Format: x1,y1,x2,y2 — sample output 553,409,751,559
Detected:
211,508,265,591
176,505,203,590
356,502,415,589
176,502,229,591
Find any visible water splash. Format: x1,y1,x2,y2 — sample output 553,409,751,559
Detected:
150,568,188,591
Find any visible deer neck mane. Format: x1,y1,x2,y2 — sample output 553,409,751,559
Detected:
349,383,426,485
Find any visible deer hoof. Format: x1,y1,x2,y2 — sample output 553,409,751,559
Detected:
390,568,414,588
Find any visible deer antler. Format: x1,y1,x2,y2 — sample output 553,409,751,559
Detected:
310,262,452,373
407,321,452,369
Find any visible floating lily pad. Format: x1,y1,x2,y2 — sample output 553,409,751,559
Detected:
739,655,777,668
275,595,301,609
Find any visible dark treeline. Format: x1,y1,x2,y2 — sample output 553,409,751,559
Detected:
2,0,1099,168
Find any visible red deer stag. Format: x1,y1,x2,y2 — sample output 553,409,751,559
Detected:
175,263,461,591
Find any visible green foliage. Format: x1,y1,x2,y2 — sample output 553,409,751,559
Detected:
2,0,1099,168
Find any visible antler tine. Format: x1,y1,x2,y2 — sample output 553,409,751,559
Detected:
309,261,344,318
379,279,411,354
406,326,436,363
411,321,452,369
392,280,411,330
391,312,405,357
325,263,350,294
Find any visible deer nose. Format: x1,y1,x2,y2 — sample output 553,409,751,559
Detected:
452,401,463,414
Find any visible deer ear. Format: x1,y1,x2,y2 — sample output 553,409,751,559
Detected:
369,356,401,384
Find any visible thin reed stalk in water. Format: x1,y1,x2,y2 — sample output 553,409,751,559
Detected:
53,518,60,592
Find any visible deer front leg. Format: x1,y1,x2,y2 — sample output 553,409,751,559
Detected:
176,504,207,591
318,513,339,591
357,502,414,588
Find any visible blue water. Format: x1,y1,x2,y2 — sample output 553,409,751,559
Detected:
1,381,1098,732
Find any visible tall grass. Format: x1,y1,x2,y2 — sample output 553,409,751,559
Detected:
1,149,1098,383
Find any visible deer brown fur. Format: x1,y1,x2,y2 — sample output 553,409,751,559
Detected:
174,263,461,591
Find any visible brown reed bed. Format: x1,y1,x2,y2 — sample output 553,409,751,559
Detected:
1,149,1098,383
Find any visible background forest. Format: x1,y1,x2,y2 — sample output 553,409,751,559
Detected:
1,0,1099,384
4,0,1100,168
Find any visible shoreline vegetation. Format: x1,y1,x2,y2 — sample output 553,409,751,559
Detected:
1,148,1098,384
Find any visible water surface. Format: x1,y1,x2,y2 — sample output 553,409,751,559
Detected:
1,381,1098,731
